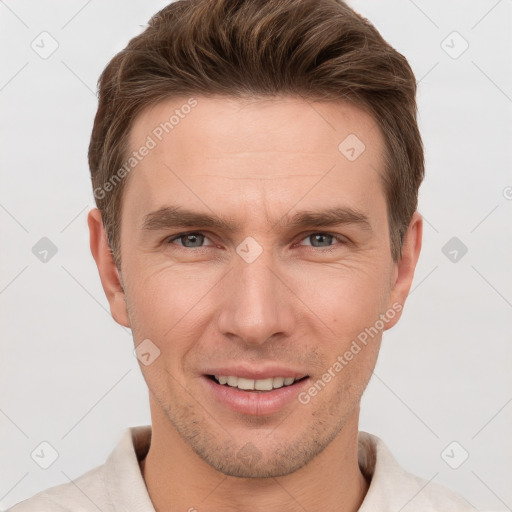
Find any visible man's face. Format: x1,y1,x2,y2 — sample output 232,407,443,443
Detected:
116,95,404,477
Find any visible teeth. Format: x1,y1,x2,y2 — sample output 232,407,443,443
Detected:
272,377,284,388
213,375,301,391
254,378,273,391
237,377,255,390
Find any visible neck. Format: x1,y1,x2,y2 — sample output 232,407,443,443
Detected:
140,409,369,512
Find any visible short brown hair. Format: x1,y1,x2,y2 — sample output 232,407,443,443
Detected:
89,0,424,269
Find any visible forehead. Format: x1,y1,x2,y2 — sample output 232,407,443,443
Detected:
130,94,383,162
123,95,387,222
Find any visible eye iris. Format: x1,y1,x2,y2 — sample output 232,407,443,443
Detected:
182,234,204,247
311,234,333,247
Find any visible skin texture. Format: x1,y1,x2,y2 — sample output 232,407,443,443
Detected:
88,95,422,512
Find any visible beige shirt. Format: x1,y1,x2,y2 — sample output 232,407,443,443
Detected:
8,425,476,512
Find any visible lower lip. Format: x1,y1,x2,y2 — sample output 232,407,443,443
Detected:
203,376,310,416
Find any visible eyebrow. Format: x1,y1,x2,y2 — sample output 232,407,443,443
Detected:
141,205,372,234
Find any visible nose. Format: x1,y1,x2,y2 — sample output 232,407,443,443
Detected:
216,248,297,347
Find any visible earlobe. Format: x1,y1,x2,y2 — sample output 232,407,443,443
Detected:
87,208,131,328
385,211,423,330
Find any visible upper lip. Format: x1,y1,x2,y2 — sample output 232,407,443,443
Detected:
204,365,309,380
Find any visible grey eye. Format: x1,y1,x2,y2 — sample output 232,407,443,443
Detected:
172,233,208,248
303,233,336,247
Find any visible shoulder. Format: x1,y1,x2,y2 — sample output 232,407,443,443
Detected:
399,469,478,511
7,425,152,512
6,465,112,512
358,432,477,512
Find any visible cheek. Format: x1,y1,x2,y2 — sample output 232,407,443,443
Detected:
291,258,390,334
129,262,192,313
125,263,218,351
290,258,390,387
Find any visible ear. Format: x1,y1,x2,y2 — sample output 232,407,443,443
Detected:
384,211,423,330
87,208,131,328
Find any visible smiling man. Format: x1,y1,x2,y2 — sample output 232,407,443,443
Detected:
10,1,476,511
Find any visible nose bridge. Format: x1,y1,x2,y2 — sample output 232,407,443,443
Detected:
217,245,295,345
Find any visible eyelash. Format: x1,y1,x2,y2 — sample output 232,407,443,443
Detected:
165,231,348,252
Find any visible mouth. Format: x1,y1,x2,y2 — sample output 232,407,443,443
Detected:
207,374,309,392
202,368,311,415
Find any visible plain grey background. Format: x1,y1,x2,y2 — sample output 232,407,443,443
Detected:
1,1,511,510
